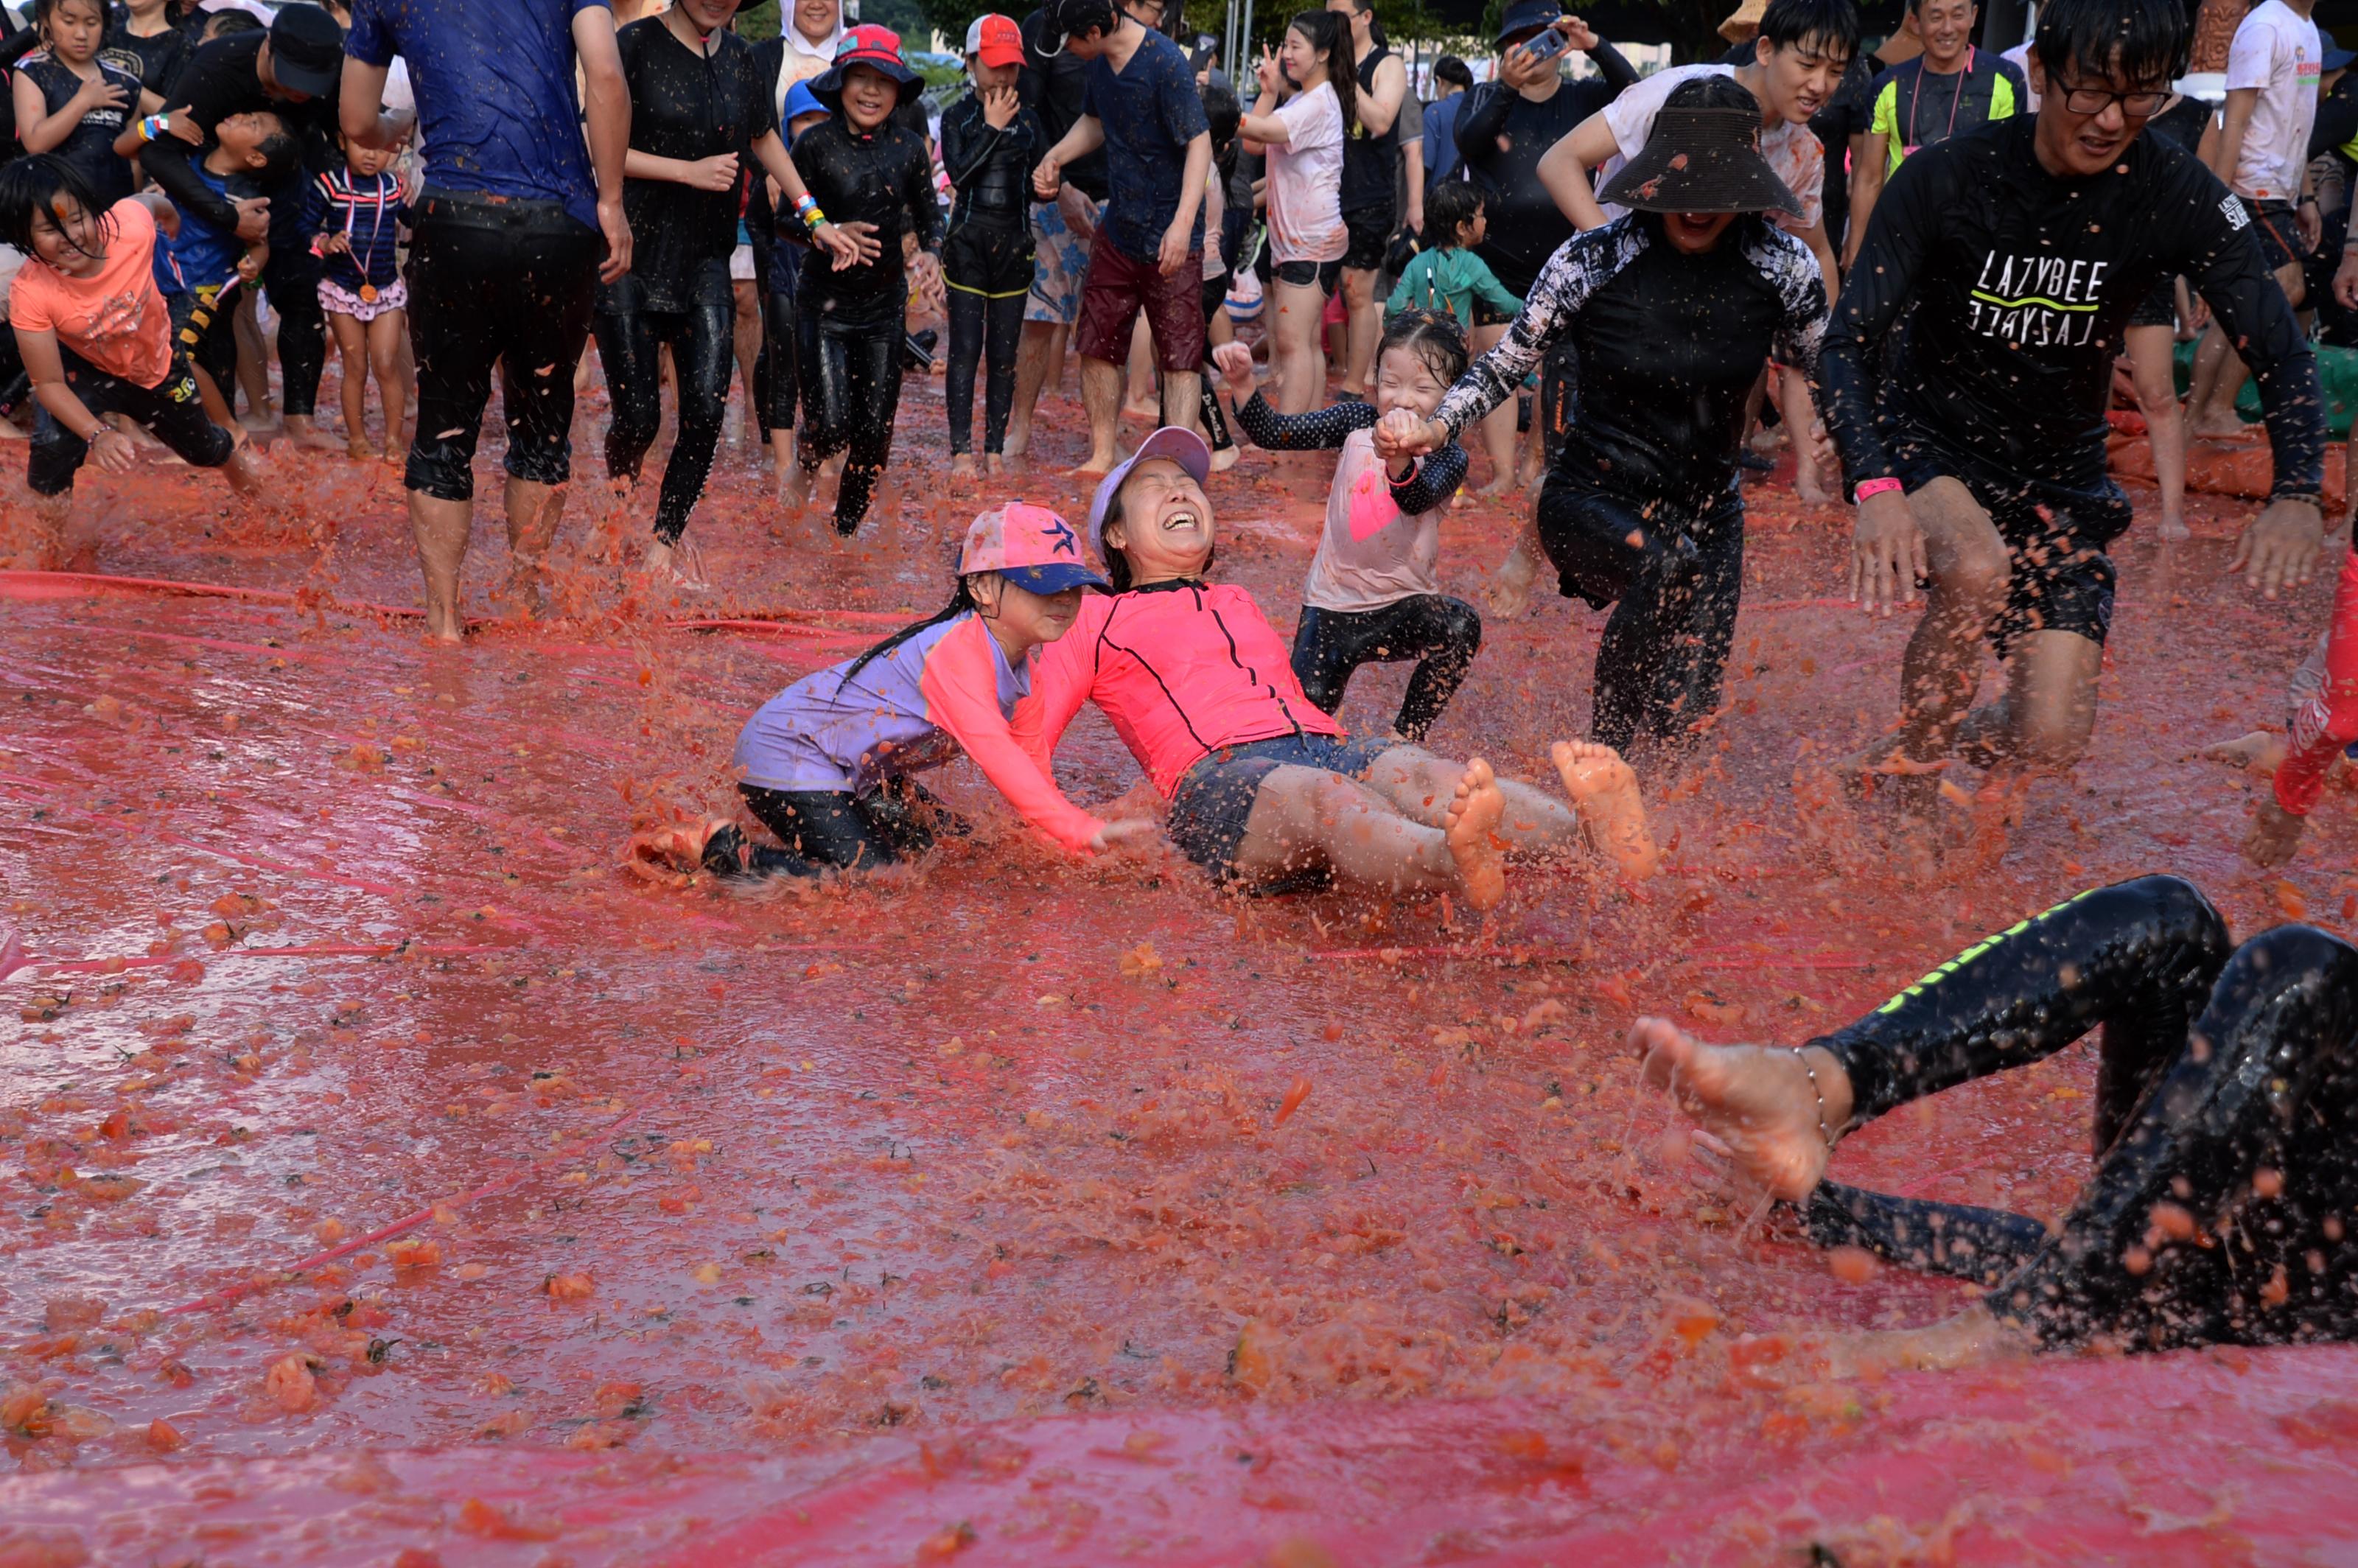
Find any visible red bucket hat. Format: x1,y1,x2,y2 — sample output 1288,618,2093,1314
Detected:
814,23,923,108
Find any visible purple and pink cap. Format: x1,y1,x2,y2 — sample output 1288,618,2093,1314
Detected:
959,502,1110,593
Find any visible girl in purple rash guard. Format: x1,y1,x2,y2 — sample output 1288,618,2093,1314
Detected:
678,503,1158,878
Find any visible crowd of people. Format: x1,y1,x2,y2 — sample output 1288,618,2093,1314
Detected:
5,0,2358,1362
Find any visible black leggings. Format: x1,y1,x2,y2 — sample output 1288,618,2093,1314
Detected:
594,268,735,546
261,234,323,419
797,305,904,535
1536,474,1743,752
758,287,797,433
1290,595,1482,743
1805,875,2358,1351
713,780,964,877
945,283,1023,456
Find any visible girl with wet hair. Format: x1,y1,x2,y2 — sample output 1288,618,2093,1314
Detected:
1214,309,1480,743
0,155,265,566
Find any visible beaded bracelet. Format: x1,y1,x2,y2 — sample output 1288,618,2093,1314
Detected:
138,113,171,144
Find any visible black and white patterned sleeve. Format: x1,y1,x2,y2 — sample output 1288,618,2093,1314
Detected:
1746,225,1830,383
1388,441,1468,515
1231,391,1379,452
1433,221,1645,443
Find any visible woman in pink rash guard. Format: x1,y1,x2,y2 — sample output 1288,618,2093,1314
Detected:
688,502,1157,878
2247,542,2358,868
1014,427,1664,907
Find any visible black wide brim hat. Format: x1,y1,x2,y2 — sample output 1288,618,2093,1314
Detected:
1596,106,1801,218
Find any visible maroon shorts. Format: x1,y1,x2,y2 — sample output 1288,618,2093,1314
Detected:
1074,236,1206,373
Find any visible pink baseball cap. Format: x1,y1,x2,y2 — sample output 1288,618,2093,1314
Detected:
1086,426,1211,561
959,502,1110,593
965,13,1025,69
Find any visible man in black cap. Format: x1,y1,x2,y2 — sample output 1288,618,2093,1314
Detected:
1450,1,1636,500
144,2,348,450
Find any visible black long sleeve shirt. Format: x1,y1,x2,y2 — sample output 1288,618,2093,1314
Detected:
1451,43,1639,295
1822,116,2325,502
1435,214,1828,509
939,91,1043,231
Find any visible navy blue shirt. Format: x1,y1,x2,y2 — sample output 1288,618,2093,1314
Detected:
1081,27,1206,261
346,0,604,233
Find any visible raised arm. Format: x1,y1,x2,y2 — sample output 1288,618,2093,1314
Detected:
1228,382,1376,449
1533,108,1622,234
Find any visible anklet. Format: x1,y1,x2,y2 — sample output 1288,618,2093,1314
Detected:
1793,1047,1835,1149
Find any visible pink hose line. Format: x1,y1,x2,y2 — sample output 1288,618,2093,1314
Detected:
158,1102,646,1318
0,569,905,634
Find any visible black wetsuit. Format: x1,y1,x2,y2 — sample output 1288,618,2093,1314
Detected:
1803,875,2358,1352
142,31,337,420
790,113,940,533
1435,214,1828,751
937,90,1041,458
595,18,775,547
1228,392,1477,741
1824,117,2325,654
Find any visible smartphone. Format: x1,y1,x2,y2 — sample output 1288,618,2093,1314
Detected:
1519,24,1570,62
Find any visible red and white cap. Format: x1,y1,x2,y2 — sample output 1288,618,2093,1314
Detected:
959,502,1110,593
965,13,1025,69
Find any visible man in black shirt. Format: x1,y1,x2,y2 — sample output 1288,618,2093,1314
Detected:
146,3,344,449
1824,0,2326,827
1006,1,1113,467
1449,0,1635,498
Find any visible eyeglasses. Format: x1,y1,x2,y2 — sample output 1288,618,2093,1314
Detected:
2058,83,2172,117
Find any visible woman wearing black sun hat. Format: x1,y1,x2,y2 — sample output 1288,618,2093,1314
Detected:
1380,74,1831,768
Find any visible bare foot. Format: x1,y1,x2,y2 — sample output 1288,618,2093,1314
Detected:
1210,442,1241,473
1442,757,1508,911
780,463,815,515
951,452,979,480
2189,410,2251,441
999,449,1029,475
283,416,343,452
2245,794,2307,867
984,452,1007,477
1628,1017,1845,1202
1552,740,1662,880
1071,449,1120,479
346,435,380,461
642,537,710,592
2200,729,2287,774
625,816,730,877
1481,538,1542,620
1474,474,1518,502
2158,512,2190,542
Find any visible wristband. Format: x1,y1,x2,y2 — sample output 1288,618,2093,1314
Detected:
138,113,169,144
1853,477,1905,504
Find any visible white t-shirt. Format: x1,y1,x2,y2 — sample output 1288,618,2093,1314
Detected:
2226,0,2322,203
1596,63,1824,236
1265,82,1347,265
